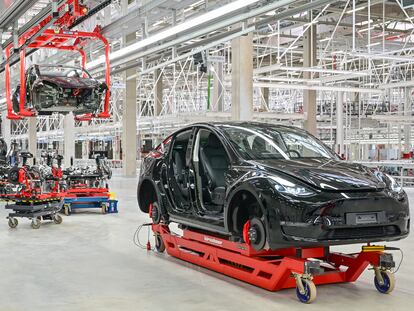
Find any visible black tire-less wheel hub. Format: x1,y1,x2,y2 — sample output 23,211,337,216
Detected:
249,218,266,251
248,226,259,244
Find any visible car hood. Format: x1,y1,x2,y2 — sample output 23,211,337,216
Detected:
253,158,384,191
40,76,101,89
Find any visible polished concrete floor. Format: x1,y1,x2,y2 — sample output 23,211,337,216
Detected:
0,176,413,310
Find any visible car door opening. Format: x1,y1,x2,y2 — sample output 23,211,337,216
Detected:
193,129,229,213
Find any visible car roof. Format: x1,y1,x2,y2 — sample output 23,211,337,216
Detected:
191,121,304,132
165,122,308,142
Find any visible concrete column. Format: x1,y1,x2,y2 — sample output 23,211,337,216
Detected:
113,136,120,160
28,117,37,164
104,5,111,26
398,124,402,159
212,62,224,112
231,33,253,121
63,113,75,167
260,86,269,111
303,24,317,135
363,144,370,161
154,69,163,116
122,32,137,177
336,91,344,156
404,87,411,153
1,111,11,148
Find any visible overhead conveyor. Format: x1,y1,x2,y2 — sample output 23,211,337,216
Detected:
2,0,112,121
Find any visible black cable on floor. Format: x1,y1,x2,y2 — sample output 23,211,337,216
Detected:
133,223,153,250
384,246,404,274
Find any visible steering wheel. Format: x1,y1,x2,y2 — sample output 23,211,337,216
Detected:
287,149,301,158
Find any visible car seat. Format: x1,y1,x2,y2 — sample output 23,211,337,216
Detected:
199,134,228,205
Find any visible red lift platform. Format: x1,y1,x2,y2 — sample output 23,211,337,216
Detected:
151,222,397,304
3,0,111,121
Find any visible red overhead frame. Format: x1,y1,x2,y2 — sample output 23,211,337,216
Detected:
4,0,111,121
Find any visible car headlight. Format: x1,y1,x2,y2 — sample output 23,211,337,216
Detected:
269,175,316,197
385,174,403,194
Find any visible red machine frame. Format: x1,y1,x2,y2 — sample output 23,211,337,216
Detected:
152,222,396,303
4,0,110,121
65,186,109,199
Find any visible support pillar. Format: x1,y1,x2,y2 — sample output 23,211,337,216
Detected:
28,118,37,164
122,32,137,177
336,91,344,157
154,69,163,116
363,144,370,161
404,87,411,153
64,113,75,167
231,32,253,121
303,23,317,135
212,62,224,112
1,111,11,148
260,86,269,111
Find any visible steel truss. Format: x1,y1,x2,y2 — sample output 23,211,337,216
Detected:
1,0,414,163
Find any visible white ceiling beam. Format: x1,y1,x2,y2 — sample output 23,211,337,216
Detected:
254,82,383,93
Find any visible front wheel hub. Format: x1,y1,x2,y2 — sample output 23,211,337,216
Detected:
248,226,259,244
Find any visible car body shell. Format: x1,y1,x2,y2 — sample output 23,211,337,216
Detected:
12,64,107,115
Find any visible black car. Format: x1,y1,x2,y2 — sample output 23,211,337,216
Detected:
13,64,108,115
137,122,410,250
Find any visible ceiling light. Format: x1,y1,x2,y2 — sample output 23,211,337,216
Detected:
357,20,374,26
86,0,260,69
359,26,375,33
366,42,381,47
319,37,330,42
346,6,366,14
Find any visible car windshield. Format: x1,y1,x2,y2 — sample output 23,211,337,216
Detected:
220,125,336,160
36,65,92,78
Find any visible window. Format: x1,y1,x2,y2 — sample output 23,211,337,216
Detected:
220,125,335,160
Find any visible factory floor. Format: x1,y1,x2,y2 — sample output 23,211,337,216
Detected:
0,176,413,311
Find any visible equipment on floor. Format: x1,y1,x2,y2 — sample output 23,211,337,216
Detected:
5,197,63,229
0,146,65,229
38,151,65,193
62,189,114,215
150,219,400,304
62,155,116,215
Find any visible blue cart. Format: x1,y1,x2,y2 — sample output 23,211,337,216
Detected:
63,196,118,215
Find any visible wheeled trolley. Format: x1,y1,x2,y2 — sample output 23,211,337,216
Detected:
63,196,110,215
5,198,63,229
151,223,397,304
62,188,116,215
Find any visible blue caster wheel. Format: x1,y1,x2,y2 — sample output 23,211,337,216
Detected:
374,270,395,294
296,279,317,303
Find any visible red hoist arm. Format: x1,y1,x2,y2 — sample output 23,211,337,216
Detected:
4,0,111,120
4,46,21,120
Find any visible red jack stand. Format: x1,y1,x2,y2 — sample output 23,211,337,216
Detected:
152,223,397,303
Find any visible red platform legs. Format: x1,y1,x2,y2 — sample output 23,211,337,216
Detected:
151,223,397,303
